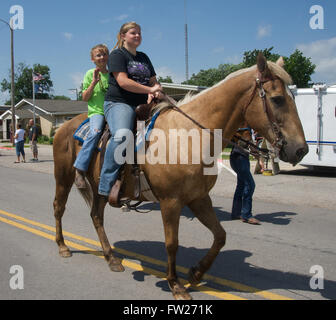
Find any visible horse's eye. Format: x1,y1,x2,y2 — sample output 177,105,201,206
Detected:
271,96,285,107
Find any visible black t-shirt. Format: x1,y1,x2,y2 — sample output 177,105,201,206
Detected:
29,126,39,141
105,48,156,107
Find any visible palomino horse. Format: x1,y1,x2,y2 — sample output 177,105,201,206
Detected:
53,53,308,300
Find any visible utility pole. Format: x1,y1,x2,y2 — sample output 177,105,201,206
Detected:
0,18,15,145
184,0,189,81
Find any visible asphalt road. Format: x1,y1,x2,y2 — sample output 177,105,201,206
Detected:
0,144,335,300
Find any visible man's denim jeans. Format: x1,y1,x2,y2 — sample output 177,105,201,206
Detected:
74,114,105,172
230,152,255,219
98,101,136,196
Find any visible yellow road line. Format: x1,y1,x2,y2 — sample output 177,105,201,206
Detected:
0,211,243,300
0,209,292,300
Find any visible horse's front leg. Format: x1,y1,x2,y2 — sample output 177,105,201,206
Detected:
91,194,124,272
160,199,192,300
187,195,226,285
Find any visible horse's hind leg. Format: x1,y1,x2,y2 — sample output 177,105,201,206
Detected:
53,179,73,258
187,195,226,285
160,199,192,300
90,195,124,272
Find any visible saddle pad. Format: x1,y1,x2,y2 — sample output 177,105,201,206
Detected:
135,110,161,152
73,118,90,144
74,110,161,151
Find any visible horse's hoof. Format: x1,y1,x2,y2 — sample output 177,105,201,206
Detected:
188,266,202,286
168,281,192,300
108,258,125,272
59,247,72,258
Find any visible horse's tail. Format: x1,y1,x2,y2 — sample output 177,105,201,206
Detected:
76,179,94,208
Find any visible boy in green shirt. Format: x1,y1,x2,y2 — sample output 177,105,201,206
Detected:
74,44,109,188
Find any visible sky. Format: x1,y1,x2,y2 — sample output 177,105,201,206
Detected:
0,0,335,104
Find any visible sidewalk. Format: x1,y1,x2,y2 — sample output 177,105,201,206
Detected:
0,142,54,174
0,142,302,176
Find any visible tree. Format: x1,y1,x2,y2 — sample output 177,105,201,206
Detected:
283,49,316,88
244,48,315,87
243,47,280,67
51,95,71,100
158,76,173,83
1,62,53,104
183,63,245,87
182,47,316,88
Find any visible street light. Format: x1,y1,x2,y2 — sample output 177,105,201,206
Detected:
0,18,15,145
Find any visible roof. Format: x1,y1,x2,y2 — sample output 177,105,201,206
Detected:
0,108,34,120
161,83,207,100
0,106,10,115
0,98,88,120
19,99,87,115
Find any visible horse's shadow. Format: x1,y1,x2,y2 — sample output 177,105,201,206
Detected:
114,239,336,300
135,202,296,225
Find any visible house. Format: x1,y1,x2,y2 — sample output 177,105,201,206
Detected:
0,105,11,139
0,99,87,139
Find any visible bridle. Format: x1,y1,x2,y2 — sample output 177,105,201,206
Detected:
153,73,286,159
243,73,285,152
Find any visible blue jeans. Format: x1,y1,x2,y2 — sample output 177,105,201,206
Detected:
15,140,25,157
230,152,255,220
98,101,136,196
74,114,105,172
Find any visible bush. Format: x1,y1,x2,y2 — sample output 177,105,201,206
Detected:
37,135,49,144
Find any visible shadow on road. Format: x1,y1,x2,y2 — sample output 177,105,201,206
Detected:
112,239,336,300
135,202,297,225
280,167,336,178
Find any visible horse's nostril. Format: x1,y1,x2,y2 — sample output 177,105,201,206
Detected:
296,147,308,161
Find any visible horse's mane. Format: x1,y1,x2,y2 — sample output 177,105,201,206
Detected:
151,61,292,116
161,62,293,110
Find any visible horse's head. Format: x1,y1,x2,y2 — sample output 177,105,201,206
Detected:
244,53,308,165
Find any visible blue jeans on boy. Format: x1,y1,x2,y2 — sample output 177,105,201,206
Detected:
74,114,105,172
98,101,136,196
230,152,255,220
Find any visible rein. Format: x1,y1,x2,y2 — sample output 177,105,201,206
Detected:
161,85,274,159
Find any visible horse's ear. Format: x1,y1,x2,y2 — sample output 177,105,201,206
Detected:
257,52,267,73
276,56,285,68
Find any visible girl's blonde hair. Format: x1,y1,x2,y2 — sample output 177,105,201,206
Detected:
113,21,141,49
90,44,109,58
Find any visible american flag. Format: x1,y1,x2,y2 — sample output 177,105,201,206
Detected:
33,72,44,82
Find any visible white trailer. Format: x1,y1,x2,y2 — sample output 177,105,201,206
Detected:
290,85,336,168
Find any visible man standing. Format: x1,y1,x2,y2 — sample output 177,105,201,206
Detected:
28,119,39,161
230,127,260,225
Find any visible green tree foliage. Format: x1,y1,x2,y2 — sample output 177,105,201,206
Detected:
243,47,280,67
158,76,173,83
283,49,316,88
51,95,71,100
183,47,315,88
1,63,53,104
183,63,244,87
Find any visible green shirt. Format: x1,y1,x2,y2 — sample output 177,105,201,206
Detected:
82,68,109,117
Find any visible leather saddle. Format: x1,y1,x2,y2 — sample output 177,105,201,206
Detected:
98,95,175,208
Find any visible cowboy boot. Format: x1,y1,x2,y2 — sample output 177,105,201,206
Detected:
74,169,86,189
